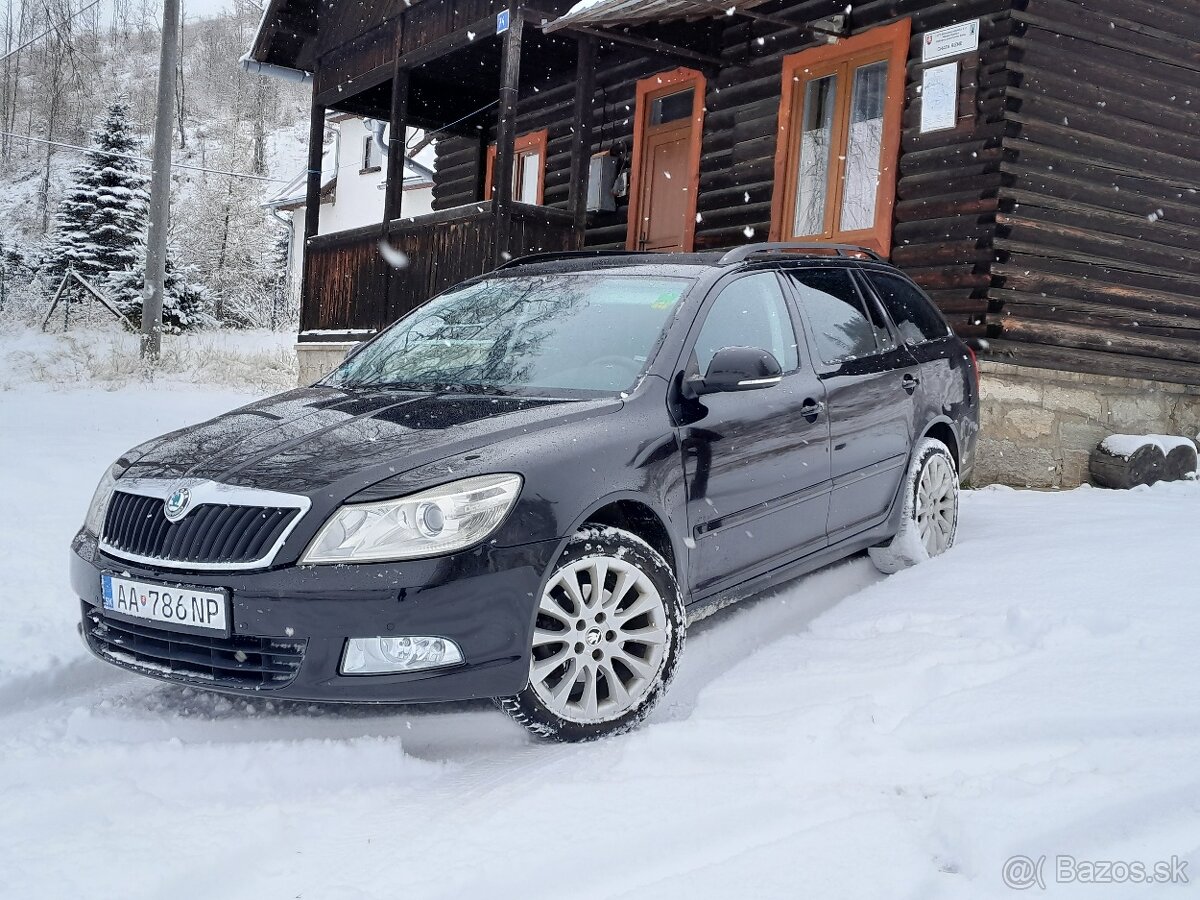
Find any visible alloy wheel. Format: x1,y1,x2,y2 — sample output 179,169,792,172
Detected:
530,555,669,724
915,453,957,556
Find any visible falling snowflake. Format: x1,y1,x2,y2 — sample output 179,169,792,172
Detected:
378,241,409,270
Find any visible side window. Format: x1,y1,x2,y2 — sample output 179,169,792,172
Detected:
693,273,799,374
868,271,951,345
786,268,880,365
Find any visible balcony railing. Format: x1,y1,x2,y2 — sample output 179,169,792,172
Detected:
300,201,578,337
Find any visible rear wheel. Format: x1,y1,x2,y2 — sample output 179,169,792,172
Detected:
869,437,959,574
498,527,685,742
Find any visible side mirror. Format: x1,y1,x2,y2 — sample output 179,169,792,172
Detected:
688,346,783,397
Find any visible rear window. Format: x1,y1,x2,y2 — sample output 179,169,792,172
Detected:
785,268,882,365
866,271,950,345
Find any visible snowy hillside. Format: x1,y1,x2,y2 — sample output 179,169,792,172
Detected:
0,3,308,329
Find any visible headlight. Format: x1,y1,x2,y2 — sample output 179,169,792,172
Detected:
83,463,122,536
302,473,523,564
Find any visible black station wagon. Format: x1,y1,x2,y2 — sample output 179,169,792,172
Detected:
73,243,979,741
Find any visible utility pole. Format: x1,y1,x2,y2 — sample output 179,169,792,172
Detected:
140,0,180,360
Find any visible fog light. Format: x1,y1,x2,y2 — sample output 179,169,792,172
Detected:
340,636,464,674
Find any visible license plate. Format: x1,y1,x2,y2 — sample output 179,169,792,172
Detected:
101,574,229,634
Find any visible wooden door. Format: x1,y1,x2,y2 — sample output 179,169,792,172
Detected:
639,126,691,250
628,69,705,253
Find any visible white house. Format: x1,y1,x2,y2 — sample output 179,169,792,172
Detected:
267,114,436,315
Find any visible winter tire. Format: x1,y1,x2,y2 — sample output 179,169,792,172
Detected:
1164,443,1198,483
869,437,959,575
498,526,685,742
1089,443,1166,489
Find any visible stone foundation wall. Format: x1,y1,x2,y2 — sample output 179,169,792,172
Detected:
976,361,1200,488
296,342,358,386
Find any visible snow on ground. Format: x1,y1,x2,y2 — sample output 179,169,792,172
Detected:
0,326,298,392
2,370,1199,899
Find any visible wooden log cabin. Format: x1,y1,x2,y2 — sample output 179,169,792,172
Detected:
248,0,1200,488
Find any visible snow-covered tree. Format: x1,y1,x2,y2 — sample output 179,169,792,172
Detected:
47,101,149,285
105,254,216,333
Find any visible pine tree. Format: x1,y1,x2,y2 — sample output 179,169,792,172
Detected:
105,255,216,333
47,101,149,286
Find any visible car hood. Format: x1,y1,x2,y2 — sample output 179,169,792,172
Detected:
120,386,621,499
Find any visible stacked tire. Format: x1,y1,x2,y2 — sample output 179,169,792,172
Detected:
1090,436,1198,489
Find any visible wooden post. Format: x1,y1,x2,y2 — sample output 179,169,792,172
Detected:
383,68,410,226
303,97,326,246
300,95,326,332
567,35,596,248
140,0,180,360
492,5,524,266
39,272,70,332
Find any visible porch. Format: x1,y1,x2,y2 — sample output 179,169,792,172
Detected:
296,2,602,341
300,200,575,334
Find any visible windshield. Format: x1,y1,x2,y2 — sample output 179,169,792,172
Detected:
324,273,691,395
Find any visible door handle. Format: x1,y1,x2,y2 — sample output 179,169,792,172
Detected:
902,374,920,395
799,399,825,422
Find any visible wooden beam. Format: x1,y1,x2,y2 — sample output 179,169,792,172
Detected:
383,68,410,225
314,62,393,109
395,12,499,72
492,5,524,266
567,35,597,246
552,24,722,67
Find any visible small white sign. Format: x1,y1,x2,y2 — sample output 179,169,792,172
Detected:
922,19,980,63
921,62,959,133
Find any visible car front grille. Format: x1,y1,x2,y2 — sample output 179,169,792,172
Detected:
84,604,306,690
101,490,301,567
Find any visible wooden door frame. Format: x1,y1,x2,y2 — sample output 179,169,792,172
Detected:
768,19,911,256
626,67,706,252
484,128,548,204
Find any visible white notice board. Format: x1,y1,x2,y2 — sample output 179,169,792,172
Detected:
921,63,959,133
922,19,980,63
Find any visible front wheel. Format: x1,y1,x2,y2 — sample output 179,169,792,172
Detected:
869,437,959,574
498,526,685,742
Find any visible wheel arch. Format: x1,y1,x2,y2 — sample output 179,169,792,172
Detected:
559,492,684,588
920,417,961,472
881,417,962,534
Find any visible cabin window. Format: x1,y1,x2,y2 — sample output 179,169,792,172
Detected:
361,135,383,174
485,129,548,205
650,88,694,126
770,20,911,256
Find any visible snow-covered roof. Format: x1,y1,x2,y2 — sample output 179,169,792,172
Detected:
545,0,772,32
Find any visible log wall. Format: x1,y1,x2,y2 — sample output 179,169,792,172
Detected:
434,0,1013,339
991,0,1200,384
288,0,1200,384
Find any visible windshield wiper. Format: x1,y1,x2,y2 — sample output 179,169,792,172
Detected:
439,382,513,397
354,381,437,392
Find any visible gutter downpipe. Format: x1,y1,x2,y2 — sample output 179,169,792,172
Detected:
239,55,314,85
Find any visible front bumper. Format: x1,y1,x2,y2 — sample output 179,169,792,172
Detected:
71,531,561,702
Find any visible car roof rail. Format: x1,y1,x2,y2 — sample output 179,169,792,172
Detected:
717,242,885,265
494,250,644,271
